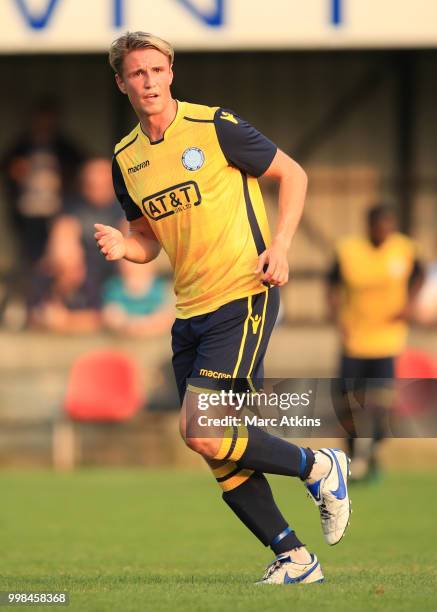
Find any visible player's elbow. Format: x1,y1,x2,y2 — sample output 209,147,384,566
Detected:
269,151,307,187
289,158,307,188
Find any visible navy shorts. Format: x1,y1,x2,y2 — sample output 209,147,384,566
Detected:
334,354,395,439
340,355,395,378
171,286,280,403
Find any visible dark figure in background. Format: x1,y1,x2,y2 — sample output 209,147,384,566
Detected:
2,97,83,267
28,244,101,334
327,204,424,482
50,158,123,295
26,158,122,332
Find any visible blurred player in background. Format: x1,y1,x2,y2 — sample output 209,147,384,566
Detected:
95,31,351,585
327,204,424,481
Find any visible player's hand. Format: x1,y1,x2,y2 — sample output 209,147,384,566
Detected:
94,223,126,261
255,239,289,287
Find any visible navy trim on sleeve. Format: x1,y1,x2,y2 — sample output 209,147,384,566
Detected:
213,108,277,177
112,156,142,221
327,259,341,286
409,259,424,289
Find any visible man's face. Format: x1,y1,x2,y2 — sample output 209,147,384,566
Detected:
115,48,173,117
369,214,397,245
80,159,114,208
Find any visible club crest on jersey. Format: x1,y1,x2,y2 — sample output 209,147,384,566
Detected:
182,147,205,171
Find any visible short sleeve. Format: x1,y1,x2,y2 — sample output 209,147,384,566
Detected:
112,156,142,221
214,108,277,177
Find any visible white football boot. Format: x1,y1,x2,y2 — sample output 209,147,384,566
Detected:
256,552,324,585
305,448,351,546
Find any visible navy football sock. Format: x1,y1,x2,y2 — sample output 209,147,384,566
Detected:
220,471,304,554
215,425,315,480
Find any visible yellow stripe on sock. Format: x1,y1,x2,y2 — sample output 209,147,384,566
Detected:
212,461,237,479
213,426,234,460
218,469,254,492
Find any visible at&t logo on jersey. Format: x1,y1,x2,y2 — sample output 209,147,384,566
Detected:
182,147,205,171
142,181,202,221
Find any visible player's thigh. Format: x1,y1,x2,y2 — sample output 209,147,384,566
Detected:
366,357,395,422
336,356,368,436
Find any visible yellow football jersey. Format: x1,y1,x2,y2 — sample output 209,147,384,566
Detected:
334,233,417,357
112,101,277,319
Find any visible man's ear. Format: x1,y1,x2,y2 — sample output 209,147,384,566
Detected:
169,64,174,86
115,73,127,94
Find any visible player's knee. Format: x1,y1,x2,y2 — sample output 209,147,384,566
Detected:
183,435,218,458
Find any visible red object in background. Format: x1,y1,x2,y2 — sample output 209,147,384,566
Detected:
395,349,437,416
396,348,437,379
64,350,143,421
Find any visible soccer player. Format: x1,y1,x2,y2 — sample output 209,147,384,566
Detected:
95,32,351,585
327,204,424,481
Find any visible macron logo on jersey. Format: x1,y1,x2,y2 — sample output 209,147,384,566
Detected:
128,160,150,174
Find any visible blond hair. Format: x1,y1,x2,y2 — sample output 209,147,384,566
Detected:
109,31,174,74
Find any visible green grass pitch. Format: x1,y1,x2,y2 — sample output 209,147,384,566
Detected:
1,469,436,611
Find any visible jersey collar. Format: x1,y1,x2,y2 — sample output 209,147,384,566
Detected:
139,100,186,145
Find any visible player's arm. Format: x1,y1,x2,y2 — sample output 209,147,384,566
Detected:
94,216,161,263
94,154,161,263
256,150,307,286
